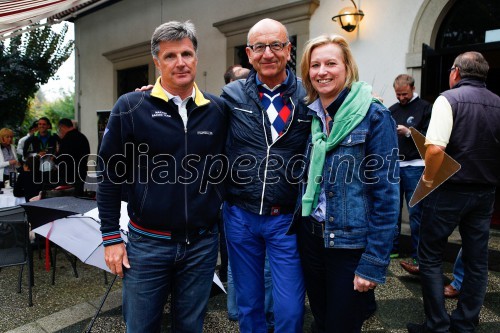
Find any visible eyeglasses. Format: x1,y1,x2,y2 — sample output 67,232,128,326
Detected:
247,41,289,53
448,66,458,73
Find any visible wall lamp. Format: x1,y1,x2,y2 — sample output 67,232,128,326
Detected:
332,0,364,32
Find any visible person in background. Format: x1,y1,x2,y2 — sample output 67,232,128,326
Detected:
407,51,500,333
17,121,38,161
224,65,250,84
23,117,59,185
221,18,309,333
0,127,19,183
444,248,463,299
389,74,431,273
98,21,229,332
14,155,42,202
219,64,250,282
298,34,399,333
55,118,90,196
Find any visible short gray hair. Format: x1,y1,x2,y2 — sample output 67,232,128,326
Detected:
151,20,198,59
454,51,489,81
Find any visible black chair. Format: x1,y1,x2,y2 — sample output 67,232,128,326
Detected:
0,206,33,306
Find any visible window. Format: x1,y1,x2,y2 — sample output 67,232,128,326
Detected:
437,0,500,49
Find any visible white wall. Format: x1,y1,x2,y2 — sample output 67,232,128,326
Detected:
76,0,431,154
76,0,296,154
309,0,425,107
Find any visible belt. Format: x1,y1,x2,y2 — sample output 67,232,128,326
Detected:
302,216,324,238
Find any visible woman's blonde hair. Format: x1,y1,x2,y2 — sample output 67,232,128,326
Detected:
300,34,359,104
0,128,14,141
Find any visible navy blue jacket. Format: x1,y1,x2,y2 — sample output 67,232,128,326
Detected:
221,67,311,217
98,80,229,245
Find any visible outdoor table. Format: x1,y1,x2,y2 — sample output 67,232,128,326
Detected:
0,187,26,208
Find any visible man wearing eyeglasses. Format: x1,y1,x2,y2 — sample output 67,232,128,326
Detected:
220,18,309,332
407,52,500,333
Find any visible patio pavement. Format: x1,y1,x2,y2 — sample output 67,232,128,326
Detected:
1,225,499,333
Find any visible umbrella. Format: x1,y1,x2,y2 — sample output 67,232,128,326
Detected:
22,196,98,229
32,202,226,291
33,202,129,272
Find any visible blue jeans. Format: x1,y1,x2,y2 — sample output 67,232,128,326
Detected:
224,203,305,333
418,185,495,333
451,248,464,291
123,227,219,333
227,255,274,328
393,165,423,258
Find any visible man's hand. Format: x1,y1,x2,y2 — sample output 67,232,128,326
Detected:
135,84,154,92
353,275,377,292
104,243,130,278
396,125,410,137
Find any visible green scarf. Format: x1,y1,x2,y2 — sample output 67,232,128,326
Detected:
301,81,381,216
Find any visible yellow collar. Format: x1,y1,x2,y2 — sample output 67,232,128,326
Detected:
150,77,210,106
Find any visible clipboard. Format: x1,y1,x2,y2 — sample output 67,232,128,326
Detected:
408,127,461,207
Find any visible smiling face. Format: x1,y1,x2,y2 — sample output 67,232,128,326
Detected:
394,84,415,105
153,38,197,99
246,19,291,88
309,43,347,107
37,119,49,136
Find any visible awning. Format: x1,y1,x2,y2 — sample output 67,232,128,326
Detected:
0,0,115,40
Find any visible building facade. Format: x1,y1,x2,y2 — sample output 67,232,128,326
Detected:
71,0,500,154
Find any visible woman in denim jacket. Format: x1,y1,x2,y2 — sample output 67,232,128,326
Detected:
297,35,399,333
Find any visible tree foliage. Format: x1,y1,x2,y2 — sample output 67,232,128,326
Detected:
27,91,75,129
0,24,73,129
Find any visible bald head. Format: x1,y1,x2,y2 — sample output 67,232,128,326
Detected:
247,18,289,44
246,18,291,88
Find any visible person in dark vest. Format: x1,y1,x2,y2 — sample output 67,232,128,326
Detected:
407,52,500,333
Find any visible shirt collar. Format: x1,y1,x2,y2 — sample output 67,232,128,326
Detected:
163,87,196,105
256,69,290,91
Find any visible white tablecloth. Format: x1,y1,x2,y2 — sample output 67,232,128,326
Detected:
0,187,26,208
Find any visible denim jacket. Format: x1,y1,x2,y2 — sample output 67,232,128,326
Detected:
300,101,400,283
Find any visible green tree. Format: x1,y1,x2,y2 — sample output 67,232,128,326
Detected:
0,24,73,129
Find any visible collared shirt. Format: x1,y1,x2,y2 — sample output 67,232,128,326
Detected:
163,87,196,128
308,88,349,222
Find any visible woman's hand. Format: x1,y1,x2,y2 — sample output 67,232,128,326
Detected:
353,275,377,292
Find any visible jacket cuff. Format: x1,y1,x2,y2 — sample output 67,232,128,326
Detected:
355,253,388,284
102,231,123,247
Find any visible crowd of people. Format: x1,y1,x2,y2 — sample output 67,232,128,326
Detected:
2,14,496,333
0,117,90,202
95,17,500,333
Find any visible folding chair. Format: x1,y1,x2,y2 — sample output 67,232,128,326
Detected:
0,206,33,306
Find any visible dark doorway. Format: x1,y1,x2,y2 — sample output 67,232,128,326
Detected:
420,0,500,103
117,65,149,98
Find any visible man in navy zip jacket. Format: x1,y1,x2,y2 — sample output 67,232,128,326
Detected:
221,18,309,333
97,21,229,333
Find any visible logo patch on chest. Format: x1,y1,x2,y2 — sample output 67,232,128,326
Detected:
152,111,171,118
